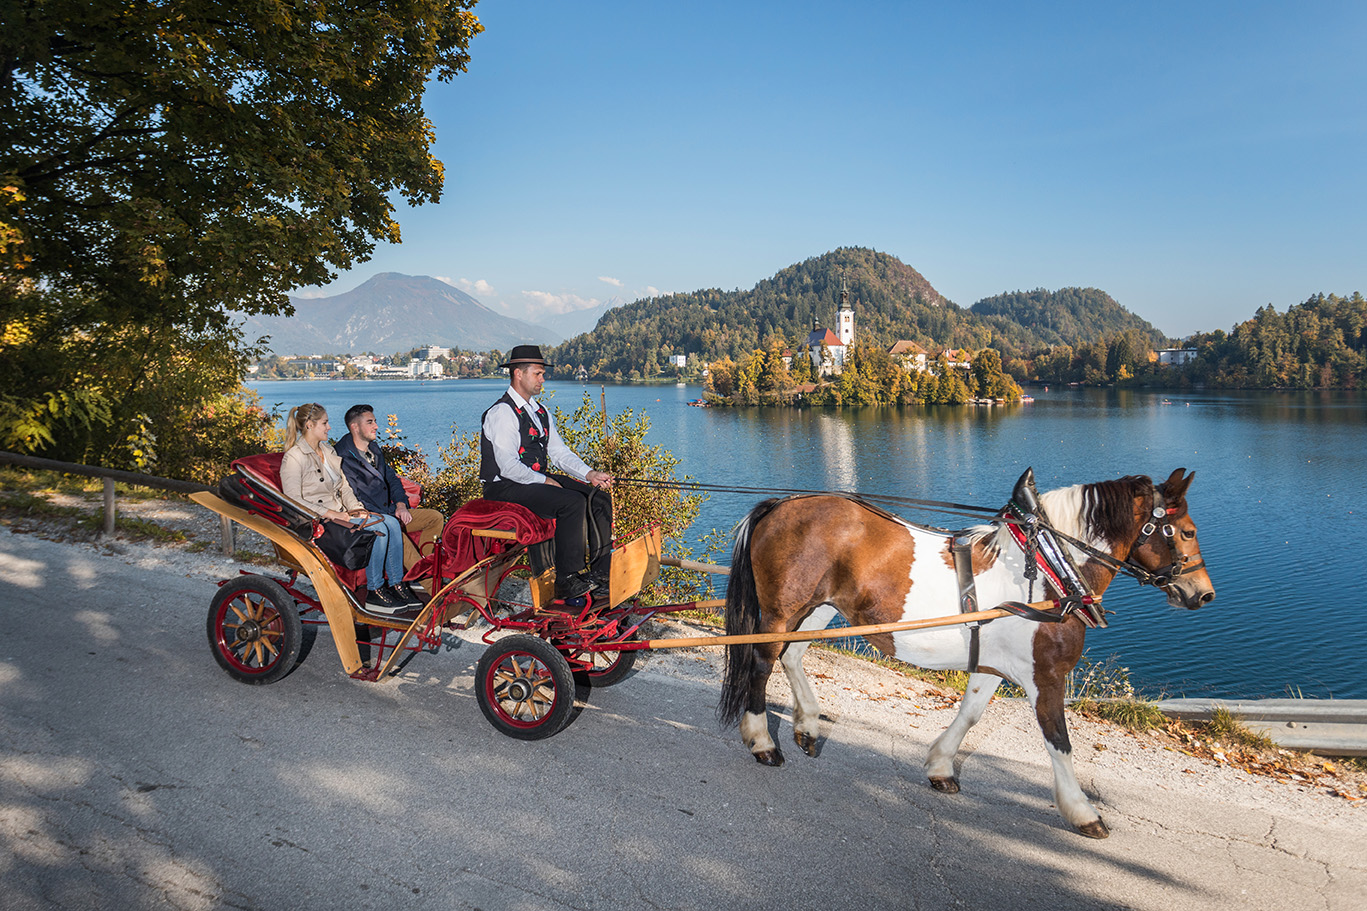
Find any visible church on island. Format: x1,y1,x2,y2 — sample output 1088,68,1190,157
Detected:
805,276,856,376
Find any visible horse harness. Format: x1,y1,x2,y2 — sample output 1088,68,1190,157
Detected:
953,472,1204,673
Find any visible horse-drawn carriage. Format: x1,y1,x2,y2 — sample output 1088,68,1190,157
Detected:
192,453,723,739
194,457,1214,837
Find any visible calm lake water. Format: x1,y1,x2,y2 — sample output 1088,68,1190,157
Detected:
251,378,1367,701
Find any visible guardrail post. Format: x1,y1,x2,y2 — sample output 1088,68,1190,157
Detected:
102,477,116,537
220,516,234,556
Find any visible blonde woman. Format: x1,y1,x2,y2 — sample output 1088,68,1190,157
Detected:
280,403,414,611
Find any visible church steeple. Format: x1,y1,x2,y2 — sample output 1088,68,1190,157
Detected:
837,272,855,347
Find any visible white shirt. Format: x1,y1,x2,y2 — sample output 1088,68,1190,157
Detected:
482,387,593,485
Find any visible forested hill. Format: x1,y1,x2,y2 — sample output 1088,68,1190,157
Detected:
553,248,987,379
552,248,1162,379
970,288,1167,351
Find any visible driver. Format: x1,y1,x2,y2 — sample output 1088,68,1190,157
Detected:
478,345,613,601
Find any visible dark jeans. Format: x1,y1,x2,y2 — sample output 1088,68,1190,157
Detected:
483,474,612,578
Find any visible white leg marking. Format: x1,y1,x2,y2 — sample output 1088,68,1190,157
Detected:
739,710,775,756
1044,740,1103,830
925,673,1000,782
781,604,837,754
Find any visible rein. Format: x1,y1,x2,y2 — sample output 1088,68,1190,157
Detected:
618,474,1199,620
613,477,1006,526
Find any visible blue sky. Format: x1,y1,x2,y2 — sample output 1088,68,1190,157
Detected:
307,1,1365,339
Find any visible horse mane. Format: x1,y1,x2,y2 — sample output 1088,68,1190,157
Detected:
1039,475,1153,547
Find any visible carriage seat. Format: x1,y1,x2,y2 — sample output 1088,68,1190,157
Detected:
223,453,372,588
408,499,556,583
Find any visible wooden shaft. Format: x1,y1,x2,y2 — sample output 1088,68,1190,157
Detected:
644,607,1022,650
660,556,731,575
219,515,234,556
471,528,518,540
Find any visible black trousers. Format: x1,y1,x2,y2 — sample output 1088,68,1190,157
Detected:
483,474,612,578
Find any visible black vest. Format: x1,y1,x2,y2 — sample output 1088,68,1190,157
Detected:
479,392,550,483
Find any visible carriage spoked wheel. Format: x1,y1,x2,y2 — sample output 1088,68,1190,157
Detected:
570,641,639,687
475,635,576,739
206,576,303,685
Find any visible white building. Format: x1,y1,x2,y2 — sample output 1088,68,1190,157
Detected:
1157,349,1197,366
669,354,688,368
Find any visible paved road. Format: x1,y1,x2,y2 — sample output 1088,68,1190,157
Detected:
1,529,1362,911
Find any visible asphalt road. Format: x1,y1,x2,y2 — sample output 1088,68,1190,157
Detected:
1,529,1362,911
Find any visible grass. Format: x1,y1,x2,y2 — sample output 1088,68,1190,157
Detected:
0,466,172,501
1204,706,1277,751
1071,697,1168,732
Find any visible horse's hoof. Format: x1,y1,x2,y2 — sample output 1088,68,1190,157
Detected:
1076,819,1110,839
753,748,785,767
794,731,818,757
928,776,960,794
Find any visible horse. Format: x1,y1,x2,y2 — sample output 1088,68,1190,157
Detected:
717,468,1215,838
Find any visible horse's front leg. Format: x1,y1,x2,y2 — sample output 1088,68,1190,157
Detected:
1034,673,1109,838
739,641,785,766
925,672,1001,792
779,604,837,757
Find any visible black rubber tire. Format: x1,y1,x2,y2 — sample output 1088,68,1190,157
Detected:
206,576,304,685
575,644,639,687
475,635,576,740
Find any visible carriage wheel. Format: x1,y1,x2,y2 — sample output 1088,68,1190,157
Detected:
206,576,303,685
573,643,639,687
475,635,575,740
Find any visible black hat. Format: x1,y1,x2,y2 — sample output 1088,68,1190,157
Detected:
500,345,550,369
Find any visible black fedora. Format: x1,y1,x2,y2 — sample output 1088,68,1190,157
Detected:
499,344,550,369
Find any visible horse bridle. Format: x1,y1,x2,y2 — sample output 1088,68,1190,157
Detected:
1042,485,1204,590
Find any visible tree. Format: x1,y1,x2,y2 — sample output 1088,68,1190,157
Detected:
0,3,482,472
1,0,483,325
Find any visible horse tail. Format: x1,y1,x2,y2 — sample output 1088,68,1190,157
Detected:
718,497,784,727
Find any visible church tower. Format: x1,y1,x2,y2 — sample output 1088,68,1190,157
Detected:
837,274,855,347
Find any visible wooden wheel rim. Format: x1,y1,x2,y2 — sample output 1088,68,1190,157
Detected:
213,590,286,674
482,651,560,728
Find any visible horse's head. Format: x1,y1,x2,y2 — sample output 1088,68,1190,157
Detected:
1127,468,1215,610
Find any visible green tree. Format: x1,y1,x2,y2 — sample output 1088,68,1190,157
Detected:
1,2,483,474
2,0,482,325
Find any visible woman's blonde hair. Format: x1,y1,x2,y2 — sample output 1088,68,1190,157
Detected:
284,403,327,450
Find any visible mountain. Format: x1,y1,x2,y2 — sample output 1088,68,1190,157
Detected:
536,298,625,339
552,248,1167,379
970,288,1167,351
240,273,561,355
553,247,976,377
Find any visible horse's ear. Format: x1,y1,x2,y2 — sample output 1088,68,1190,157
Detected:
1161,468,1193,502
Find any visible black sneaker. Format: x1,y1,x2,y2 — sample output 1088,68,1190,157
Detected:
366,586,408,613
554,573,592,601
585,570,610,595
400,582,428,605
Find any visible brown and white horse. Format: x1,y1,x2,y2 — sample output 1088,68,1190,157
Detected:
718,469,1215,838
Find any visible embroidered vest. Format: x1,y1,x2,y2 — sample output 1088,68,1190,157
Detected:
479,392,550,483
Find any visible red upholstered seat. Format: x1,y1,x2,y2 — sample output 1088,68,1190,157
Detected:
233,452,285,488
407,499,555,582
227,453,367,590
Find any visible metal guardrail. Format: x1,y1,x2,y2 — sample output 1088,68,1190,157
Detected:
0,451,234,555
1155,698,1367,757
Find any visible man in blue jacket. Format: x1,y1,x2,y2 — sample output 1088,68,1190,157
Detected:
336,404,444,602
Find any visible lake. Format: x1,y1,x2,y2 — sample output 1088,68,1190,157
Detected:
250,378,1367,701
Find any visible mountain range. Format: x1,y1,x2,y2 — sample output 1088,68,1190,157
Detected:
239,273,562,355
241,252,1166,369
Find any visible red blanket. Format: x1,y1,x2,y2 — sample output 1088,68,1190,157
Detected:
406,499,555,581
